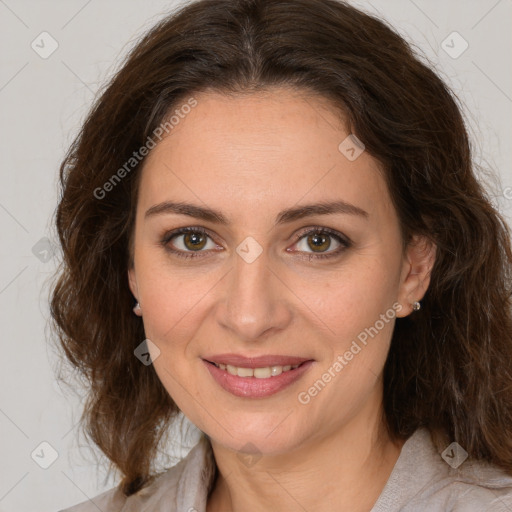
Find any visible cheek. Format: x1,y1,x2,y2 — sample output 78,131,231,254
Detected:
134,243,208,340
140,269,211,347
293,261,400,419
139,242,401,347
294,257,399,338
294,262,401,403
137,265,212,411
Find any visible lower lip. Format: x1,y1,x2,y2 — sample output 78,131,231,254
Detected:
203,359,314,398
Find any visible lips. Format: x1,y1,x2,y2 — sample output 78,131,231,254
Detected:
203,358,315,398
203,353,312,368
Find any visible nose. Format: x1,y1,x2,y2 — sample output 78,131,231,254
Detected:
215,246,293,342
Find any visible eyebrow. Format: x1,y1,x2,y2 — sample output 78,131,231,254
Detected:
145,200,369,225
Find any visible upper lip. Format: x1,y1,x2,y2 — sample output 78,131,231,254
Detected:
204,354,313,368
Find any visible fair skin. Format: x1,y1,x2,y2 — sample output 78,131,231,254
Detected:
128,87,436,512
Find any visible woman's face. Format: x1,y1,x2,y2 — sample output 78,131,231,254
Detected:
128,88,433,455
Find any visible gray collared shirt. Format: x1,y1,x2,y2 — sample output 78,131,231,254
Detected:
59,428,512,511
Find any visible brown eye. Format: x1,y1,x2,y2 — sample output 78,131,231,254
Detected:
305,232,332,253
290,227,351,260
162,227,218,258
181,231,208,251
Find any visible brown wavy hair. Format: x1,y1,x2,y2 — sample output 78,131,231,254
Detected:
50,0,512,496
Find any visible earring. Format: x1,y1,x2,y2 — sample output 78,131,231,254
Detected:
412,301,421,312
133,302,141,314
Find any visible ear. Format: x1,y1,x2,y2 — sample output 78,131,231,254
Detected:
396,234,437,318
128,267,142,316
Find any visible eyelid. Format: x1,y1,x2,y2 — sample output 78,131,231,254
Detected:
291,225,352,246
160,226,221,257
161,225,214,244
288,226,352,261
160,225,351,259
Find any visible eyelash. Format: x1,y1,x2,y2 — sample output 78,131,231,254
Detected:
160,226,352,261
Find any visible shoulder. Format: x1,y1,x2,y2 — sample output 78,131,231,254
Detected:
373,428,512,512
429,455,512,511
58,435,215,512
407,462,512,511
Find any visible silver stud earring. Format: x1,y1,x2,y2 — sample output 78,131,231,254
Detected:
412,301,421,312
133,302,141,314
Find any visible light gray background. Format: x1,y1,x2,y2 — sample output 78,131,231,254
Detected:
0,1,510,511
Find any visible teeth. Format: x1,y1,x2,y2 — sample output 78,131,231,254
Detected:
237,366,254,377
215,363,300,378
255,367,272,378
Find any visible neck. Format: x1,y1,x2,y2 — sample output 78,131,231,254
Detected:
206,392,405,512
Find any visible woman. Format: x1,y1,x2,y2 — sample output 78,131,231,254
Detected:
51,0,512,510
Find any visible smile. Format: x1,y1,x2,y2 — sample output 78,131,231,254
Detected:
203,359,314,398
210,362,301,378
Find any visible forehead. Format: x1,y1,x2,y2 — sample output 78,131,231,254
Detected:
137,88,393,226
